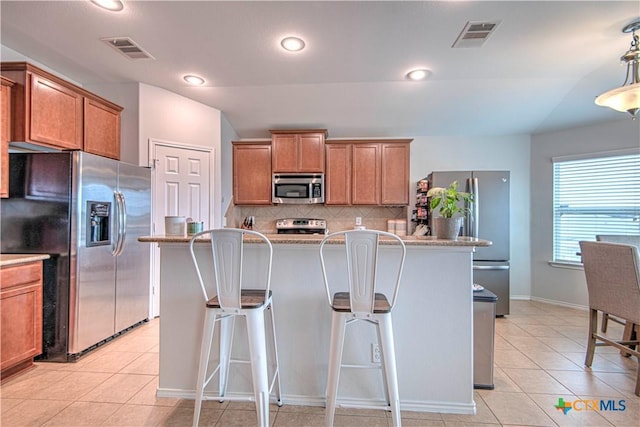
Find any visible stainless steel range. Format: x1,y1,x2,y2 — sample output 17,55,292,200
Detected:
276,218,327,235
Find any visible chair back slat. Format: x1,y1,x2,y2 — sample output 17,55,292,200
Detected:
580,241,640,325
211,230,244,308
345,232,379,313
320,229,406,315
190,228,273,308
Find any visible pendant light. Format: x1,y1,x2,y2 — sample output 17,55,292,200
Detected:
90,0,124,12
595,20,640,118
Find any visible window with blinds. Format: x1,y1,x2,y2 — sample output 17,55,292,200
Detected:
553,152,640,263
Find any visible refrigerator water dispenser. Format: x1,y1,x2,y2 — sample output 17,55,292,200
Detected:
87,201,110,246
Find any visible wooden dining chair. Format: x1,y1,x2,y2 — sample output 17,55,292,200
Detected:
579,241,640,396
595,235,640,355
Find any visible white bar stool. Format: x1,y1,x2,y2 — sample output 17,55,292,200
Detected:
189,228,282,427
319,229,406,427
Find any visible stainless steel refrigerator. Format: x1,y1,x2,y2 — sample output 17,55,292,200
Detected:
428,171,510,315
1,151,151,360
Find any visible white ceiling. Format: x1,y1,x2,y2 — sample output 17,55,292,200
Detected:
1,1,638,139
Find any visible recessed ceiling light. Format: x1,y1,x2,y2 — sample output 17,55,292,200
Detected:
406,69,431,81
184,75,205,86
90,0,124,12
281,36,306,52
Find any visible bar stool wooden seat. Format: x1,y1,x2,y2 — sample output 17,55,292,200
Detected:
189,228,282,427
319,230,406,426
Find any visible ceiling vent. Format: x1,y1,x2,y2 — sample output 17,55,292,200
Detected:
452,21,500,48
101,37,155,60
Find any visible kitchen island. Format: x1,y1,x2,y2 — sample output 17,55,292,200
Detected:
139,234,491,414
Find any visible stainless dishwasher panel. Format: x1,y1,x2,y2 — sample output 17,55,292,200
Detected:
473,261,509,316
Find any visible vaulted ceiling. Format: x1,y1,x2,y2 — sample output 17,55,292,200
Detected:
1,1,638,138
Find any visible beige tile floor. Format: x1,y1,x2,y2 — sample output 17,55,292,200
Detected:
1,300,639,426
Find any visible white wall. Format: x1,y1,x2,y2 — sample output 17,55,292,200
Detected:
530,119,640,307
410,135,532,299
0,45,83,86
137,83,222,227
220,114,239,218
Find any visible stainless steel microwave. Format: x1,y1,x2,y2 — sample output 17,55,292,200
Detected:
272,174,324,204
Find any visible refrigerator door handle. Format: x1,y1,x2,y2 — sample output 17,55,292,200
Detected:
473,265,510,270
119,191,127,254
113,191,121,256
113,191,127,256
467,177,479,238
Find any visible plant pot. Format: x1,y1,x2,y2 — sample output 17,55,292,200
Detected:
433,217,463,240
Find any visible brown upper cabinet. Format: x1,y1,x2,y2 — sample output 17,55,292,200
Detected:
233,141,273,205
325,139,411,206
0,62,122,160
271,129,326,173
1,76,14,198
380,142,411,205
84,98,121,160
325,143,351,205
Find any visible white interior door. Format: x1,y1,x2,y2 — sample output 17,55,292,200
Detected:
150,139,213,317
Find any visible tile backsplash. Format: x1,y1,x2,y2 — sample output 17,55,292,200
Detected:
226,204,408,234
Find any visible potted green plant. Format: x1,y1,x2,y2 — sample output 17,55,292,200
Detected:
426,181,474,239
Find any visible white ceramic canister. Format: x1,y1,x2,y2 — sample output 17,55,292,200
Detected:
165,216,186,236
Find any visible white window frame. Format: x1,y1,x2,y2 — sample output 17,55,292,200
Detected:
551,149,640,266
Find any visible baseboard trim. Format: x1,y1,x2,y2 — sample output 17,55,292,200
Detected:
156,388,476,414
529,296,588,311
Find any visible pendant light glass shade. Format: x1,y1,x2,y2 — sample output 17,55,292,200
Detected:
90,0,124,12
595,83,640,116
595,20,640,117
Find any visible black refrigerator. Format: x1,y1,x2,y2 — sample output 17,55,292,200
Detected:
1,151,151,360
428,171,510,315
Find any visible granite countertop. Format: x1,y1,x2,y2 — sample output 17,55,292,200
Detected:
139,233,491,247
0,253,50,267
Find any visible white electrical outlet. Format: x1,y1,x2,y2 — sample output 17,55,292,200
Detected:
371,343,381,363
355,217,362,226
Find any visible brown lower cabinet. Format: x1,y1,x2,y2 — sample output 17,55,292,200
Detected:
1,260,44,381
325,139,412,206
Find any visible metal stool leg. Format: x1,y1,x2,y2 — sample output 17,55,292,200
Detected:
246,309,270,427
268,302,283,406
193,309,217,427
218,315,235,400
325,311,347,427
379,314,401,427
